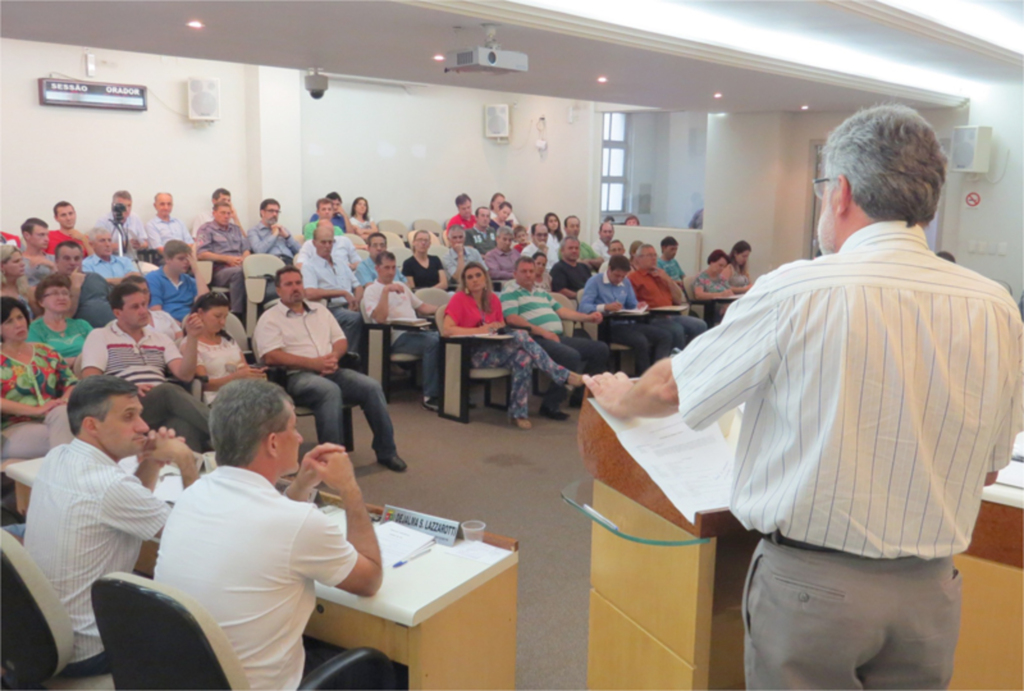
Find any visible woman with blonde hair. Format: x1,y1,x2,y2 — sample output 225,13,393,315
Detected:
1,245,33,317
443,261,581,430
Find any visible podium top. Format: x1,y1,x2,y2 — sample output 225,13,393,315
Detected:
577,398,747,539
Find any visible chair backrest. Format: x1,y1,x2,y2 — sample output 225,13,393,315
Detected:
356,248,369,262
426,243,447,258
435,303,448,336
376,220,406,237
138,261,159,275
92,572,249,690
195,260,214,285
415,288,451,308
1,531,74,684
225,313,249,352
682,274,697,303
243,254,286,305
298,647,397,690
379,230,407,250
550,292,579,334
411,218,443,236
390,246,413,267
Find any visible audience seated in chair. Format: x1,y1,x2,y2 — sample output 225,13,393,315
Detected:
501,256,607,415
305,195,353,241
24,375,198,678
52,240,115,327
363,251,441,411
404,230,448,290
598,238,626,274
192,187,242,236
145,192,193,253
694,248,737,300
550,237,594,300
1,297,75,461
254,267,407,472
247,198,301,264
489,193,519,228
543,212,565,245
657,236,686,289
154,379,383,690
443,227,484,287
51,201,93,256
356,232,407,286
512,225,529,254
579,255,672,374
531,251,553,293
28,274,92,369
122,274,182,342
94,190,148,256
629,244,708,350
192,293,266,404
295,219,362,271
521,223,560,267
79,281,212,451
727,241,755,295
20,217,56,288
82,227,139,285
465,207,498,254
196,200,251,320
443,262,583,430
563,216,603,272
348,196,378,243
446,193,476,239
302,223,365,355
592,220,615,261
484,227,520,281
146,240,209,322
1,246,34,318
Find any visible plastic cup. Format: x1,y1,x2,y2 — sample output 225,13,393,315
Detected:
461,520,486,542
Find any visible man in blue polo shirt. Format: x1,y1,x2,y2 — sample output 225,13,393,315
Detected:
146,241,209,321
355,233,405,286
82,228,139,284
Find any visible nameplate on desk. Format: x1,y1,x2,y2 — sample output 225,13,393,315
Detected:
381,505,460,546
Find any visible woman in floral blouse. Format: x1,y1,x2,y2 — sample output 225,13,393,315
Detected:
1,297,76,460
693,249,736,300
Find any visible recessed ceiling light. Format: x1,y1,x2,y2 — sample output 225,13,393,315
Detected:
713,92,723,99
597,76,608,84
801,105,809,110
187,20,204,29
433,54,445,62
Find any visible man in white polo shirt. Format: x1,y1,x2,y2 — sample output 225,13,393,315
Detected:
155,380,382,690
254,266,406,472
294,219,361,271
25,376,197,679
362,251,440,411
79,281,212,451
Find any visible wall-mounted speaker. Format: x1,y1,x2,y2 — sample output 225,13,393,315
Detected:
188,78,221,121
484,104,510,140
950,126,991,173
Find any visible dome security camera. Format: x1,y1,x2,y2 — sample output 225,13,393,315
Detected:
305,72,328,100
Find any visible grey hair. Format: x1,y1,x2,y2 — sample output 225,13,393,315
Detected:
87,226,112,242
560,236,580,250
112,190,132,202
210,380,294,467
822,104,947,227
638,243,657,254
68,375,138,435
154,192,173,202
496,227,514,239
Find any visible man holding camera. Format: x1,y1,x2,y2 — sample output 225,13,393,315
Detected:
95,190,148,258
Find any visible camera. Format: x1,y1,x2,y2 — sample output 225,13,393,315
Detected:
111,202,126,224
305,72,328,100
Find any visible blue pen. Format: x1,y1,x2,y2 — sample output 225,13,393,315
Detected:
394,548,432,568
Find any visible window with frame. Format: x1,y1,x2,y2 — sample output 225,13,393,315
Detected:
600,112,629,214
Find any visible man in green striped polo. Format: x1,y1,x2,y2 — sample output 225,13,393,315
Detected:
500,256,609,417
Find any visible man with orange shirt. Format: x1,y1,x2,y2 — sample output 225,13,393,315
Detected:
628,244,707,350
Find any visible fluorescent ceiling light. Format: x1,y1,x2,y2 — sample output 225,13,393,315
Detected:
878,0,1024,55
505,0,986,97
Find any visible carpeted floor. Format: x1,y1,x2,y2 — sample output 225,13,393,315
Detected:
297,382,593,689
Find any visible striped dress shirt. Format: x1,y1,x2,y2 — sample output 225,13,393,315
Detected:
671,222,1023,559
24,439,169,661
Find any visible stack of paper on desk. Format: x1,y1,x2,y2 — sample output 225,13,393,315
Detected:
389,317,430,327
375,521,435,568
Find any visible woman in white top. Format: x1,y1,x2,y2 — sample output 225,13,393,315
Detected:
348,197,377,243
191,293,265,403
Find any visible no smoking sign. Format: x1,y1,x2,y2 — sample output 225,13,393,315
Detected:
965,192,981,208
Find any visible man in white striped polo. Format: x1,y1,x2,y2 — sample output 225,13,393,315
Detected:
585,104,1023,689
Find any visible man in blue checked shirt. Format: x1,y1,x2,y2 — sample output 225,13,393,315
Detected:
355,232,406,286
82,228,139,285
247,198,301,264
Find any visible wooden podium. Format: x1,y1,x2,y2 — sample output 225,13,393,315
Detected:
576,399,757,690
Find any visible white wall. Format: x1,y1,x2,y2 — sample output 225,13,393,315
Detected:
300,80,596,235
1,38,253,233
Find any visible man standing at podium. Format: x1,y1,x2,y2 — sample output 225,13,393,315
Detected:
585,104,1023,689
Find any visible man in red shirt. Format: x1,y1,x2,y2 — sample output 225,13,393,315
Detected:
628,243,707,350
445,193,476,240
50,201,92,256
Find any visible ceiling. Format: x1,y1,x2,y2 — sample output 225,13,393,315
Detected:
1,1,1020,113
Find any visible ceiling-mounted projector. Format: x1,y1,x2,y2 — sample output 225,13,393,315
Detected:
443,47,528,74
443,24,528,75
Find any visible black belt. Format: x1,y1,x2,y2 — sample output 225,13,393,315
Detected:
763,530,841,554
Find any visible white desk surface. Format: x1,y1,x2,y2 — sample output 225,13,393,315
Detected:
5,456,519,628
983,480,1024,510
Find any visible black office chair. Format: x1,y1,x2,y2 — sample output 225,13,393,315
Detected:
1,531,112,689
91,573,396,690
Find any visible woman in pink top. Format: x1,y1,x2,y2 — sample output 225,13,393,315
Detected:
443,262,581,430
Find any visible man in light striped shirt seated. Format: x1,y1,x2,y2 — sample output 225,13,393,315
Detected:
79,281,213,452
585,104,1023,689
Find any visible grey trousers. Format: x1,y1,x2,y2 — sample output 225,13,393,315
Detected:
744,537,961,690
141,383,212,452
